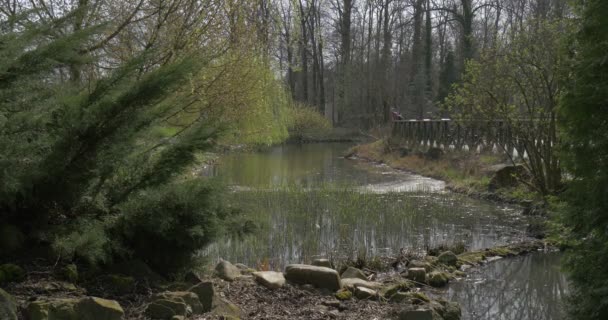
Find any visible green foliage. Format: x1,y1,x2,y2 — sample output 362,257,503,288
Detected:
52,218,114,265
445,20,567,195
113,180,230,275
287,103,332,141
558,0,608,318
0,13,266,277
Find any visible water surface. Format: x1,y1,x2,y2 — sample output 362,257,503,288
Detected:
205,143,529,268
448,253,568,320
203,143,566,320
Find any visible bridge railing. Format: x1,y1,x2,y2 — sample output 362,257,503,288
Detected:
391,118,549,156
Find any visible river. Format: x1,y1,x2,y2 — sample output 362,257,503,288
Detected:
203,142,568,320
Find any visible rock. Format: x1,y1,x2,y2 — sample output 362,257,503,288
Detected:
60,264,79,283
431,300,462,320
438,251,458,266
184,271,203,284
406,268,426,283
0,264,26,283
0,289,17,320
152,291,203,314
189,281,214,312
335,289,353,300
399,309,435,320
427,271,450,287
341,278,381,290
0,224,25,255
312,258,332,268
284,264,341,291
211,295,241,319
25,297,123,320
408,260,432,272
381,282,414,299
252,271,285,289
488,165,527,191
354,287,377,300
76,297,124,320
26,298,79,320
341,266,367,280
391,292,430,304
35,280,79,293
146,299,188,319
171,316,185,320
215,260,241,281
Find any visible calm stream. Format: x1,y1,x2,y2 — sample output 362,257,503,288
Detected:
204,143,567,319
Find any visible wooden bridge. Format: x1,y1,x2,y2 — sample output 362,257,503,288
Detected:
391,119,545,156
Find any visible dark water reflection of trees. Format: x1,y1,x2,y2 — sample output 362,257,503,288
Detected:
447,253,568,320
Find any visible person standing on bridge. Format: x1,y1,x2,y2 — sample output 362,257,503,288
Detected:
391,108,404,121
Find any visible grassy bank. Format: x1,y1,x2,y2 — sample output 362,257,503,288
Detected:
348,139,542,204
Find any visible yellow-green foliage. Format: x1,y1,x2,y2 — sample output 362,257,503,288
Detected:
287,104,332,141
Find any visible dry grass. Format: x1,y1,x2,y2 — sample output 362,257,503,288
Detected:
350,139,506,193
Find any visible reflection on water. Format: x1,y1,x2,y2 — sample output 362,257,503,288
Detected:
205,143,445,192
205,190,528,269
204,143,529,269
204,143,566,320
447,253,568,320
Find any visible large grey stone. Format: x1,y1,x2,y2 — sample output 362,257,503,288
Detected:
285,264,341,291
406,268,426,283
189,281,214,312
438,251,458,266
354,287,377,300
211,295,241,319
0,289,17,320
215,260,241,281
152,291,203,314
26,299,79,320
253,271,285,289
427,271,449,287
341,267,367,280
76,297,125,320
146,299,188,319
25,297,124,320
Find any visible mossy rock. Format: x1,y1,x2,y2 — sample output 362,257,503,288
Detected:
431,300,462,320
0,288,18,320
427,272,449,288
153,291,204,314
75,297,124,320
146,299,188,319
457,252,486,265
389,292,430,304
381,281,414,299
26,299,79,320
59,264,78,283
189,281,214,312
0,264,26,283
487,247,515,257
211,295,241,319
335,289,353,300
438,251,458,267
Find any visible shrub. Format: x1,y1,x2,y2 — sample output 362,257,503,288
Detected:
113,180,229,276
287,104,332,141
